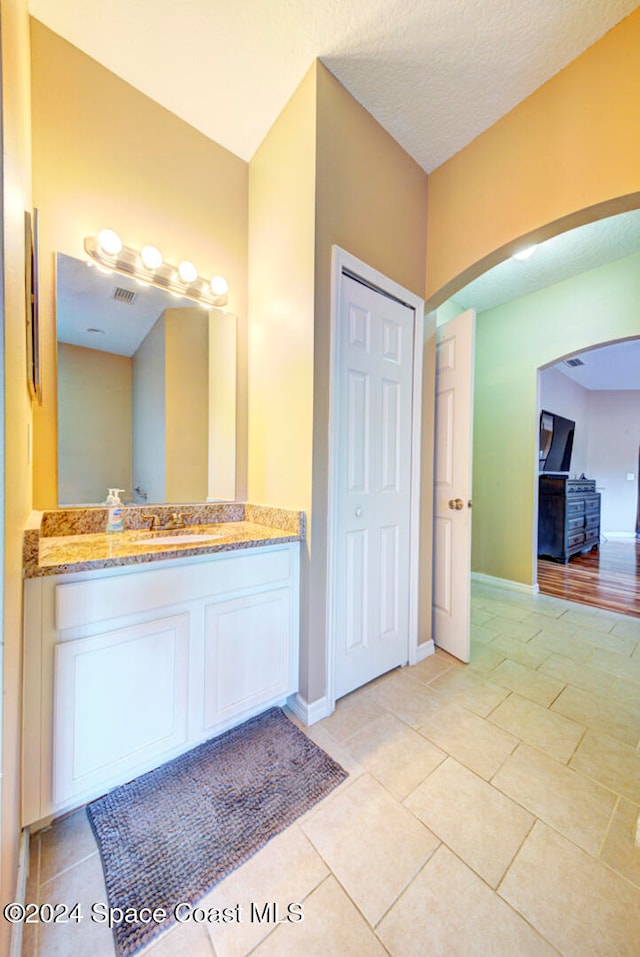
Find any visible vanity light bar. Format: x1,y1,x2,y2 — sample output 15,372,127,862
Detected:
84,234,229,308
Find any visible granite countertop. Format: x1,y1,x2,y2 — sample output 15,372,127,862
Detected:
24,503,305,578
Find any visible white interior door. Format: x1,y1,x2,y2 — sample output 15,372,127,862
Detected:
333,273,416,699
433,309,475,661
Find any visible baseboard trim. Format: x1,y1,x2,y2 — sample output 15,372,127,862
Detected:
471,572,539,596
287,693,330,727
10,827,30,957
414,639,435,663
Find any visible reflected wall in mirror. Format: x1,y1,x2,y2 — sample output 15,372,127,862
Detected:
56,253,237,506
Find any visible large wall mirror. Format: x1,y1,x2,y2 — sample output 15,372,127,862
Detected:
56,253,237,506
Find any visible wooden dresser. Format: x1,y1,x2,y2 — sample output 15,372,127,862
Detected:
538,476,601,563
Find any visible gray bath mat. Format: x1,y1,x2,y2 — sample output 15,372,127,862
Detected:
87,707,347,956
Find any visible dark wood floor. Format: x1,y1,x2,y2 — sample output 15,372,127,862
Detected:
537,538,640,618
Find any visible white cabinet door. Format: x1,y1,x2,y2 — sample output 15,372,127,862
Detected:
202,588,292,730
53,614,189,807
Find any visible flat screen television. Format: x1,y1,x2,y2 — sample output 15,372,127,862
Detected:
539,410,575,473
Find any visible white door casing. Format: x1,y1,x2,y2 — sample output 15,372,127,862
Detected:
433,309,476,662
327,248,425,705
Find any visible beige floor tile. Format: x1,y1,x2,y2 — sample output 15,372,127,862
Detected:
39,810,99,884
551,684,640,747
478,600,532,622
407,649,461,684
301,773,439,925
611,674,640,711
492,742,617,855
419,702,518,780
344,712,446,799
378,844,557,957
499,820,640,957
521,612,578,634
201,826,328,957
600,797,640,888
589,646,640,682
317,690,387,742
467,643,506,676
38,854,115,957
251,876,388,957
487,634,550,669
144,919,215,957
569,730,640,803
481,616,543,642
538,653,617,699
427,669,510,717
470,622,501,644
489,693,585,763
405,757,533,887
470,606,497,626
576,626,637,657
488,659,565,707
561,605,609,629
363,670,443,728
611,618,640,643
528,629,595,663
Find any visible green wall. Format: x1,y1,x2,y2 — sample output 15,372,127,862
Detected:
472,251,640,585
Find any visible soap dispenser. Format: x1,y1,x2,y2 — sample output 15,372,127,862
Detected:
105,489,126,533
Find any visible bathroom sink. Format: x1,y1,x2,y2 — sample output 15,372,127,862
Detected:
135,533,223,546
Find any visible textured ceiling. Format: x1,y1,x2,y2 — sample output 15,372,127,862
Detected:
28,0,639,173
553,339,640,391
453,209,640,313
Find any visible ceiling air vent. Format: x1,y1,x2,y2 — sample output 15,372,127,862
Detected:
113,286,137,305
565,357,585,368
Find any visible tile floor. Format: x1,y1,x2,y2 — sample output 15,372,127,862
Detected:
23,583,640,957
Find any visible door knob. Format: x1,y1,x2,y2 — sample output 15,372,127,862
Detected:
448,498,464,510
355,507,363,517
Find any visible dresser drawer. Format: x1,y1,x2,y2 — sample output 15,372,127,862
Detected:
568,530,586,548
567,515,585,532
585,512,600,532
567,499,585,516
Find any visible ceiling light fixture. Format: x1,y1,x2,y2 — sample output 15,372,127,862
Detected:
512,244,537,261
84,232,229,308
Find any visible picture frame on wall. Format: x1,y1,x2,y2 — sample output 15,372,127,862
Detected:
25,207,42,404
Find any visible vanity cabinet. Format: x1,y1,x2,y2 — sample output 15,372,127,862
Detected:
22,543,300,826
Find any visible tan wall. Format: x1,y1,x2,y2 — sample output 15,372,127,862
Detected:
58,344,132,504
165,309,209,501
29,20,249,507
426,8,640,304
313,63,430,700
472,252,640,585
1,0,32,932
247,66,317,700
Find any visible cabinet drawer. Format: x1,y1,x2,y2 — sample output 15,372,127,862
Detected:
566,499,585,516
567,515,585,532
568,530,585,548
585,512,600,531
55,547,293,631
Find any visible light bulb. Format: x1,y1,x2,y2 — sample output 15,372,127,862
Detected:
210,275,228,297
178,260,198,283
140,245,163,270
97,229,122,257
512,245,536,261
